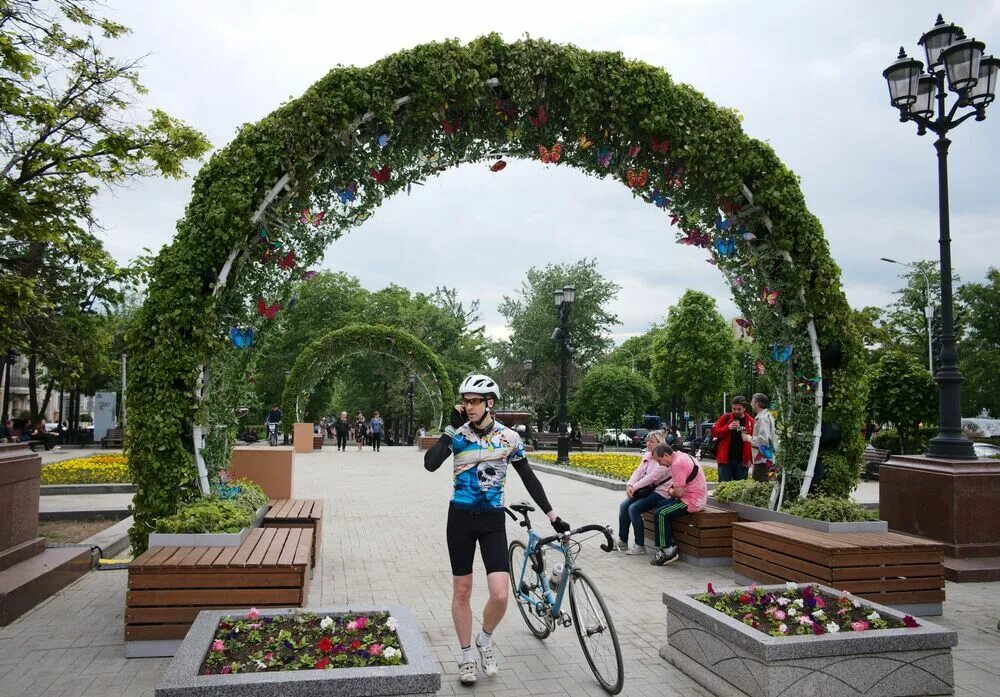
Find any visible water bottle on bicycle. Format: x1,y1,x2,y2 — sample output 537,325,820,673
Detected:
264,404,282,446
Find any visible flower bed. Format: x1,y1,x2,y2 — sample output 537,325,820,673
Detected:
662,582,957,697
40,454,130,484
202,609,403,674
533,452,719,482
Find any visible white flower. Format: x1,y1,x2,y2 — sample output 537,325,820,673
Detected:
811,610,826,621
383,646,400,659
776,597,791,606
385,616,400,632
787,607,798,616
867,611,881,622
785,581,797,591
320,616,334,630
852,599,862,609
793,599,804,608
826,623,840,633
778,623,788,634
797,615,812,625
255,660,267,671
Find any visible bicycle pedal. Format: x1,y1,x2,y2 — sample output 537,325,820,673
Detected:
559,613,573,628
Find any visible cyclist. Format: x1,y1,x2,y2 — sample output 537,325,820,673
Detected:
264,404,282,446
424,374,571,686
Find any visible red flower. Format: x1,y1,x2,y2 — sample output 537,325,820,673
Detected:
315,656,330,670
812,623,825,635
350,640,361,651
903,615,920,628
707,583,716,595
739,593,752,604
317,636,333,653
814,596,826,609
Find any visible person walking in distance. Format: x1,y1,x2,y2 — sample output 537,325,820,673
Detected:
710,396,755,481
743,393,776,483
334,411,350,452
353,411,366,452
370,410,384,452
424,374,571,686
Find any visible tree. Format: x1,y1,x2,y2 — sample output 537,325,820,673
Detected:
570,365,654,433
650,290,735,423
851,306,894,362
498,259,620,422
0,0,210,349
957,268,1000,417
603,329,662,377
867,351,937,453
882,260,963,373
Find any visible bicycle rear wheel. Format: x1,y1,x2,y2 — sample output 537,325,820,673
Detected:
569,569,624,694
507,540,551,639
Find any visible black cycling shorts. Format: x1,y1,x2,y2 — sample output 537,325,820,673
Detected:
446,504,510,576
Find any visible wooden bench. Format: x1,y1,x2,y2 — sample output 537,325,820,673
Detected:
312,434,324,449
263,498,323,568
861,447,890,481
102,427,124,449
533,433,560,449
125,527,312,646
578,433,605,452
642,505,738,566
732,521,945,613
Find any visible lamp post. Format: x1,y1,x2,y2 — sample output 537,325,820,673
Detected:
882,14,997,460
880,257,935,373
406,372,415,446
616,346,637,372
1,350,16,424
552,285,575,465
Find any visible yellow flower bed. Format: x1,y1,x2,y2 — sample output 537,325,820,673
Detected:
41,454,131,484
532,452,718,482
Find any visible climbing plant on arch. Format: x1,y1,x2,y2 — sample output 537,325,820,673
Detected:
281,324,452,427
126,34,866,552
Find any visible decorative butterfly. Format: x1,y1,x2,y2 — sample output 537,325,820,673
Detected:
370,165,391,184
627,168,648,189
754,359,766,375
353,210,373,223
257,297,281,319
715,215,731,232
229,326,254,349
302,270,318,281
490,159,507,172
665,166,686,188
706,258,717,266
719,198,742,216
795,373,821,392
299,209,325,227
338,181,357,204
440,119,460,135
735,318,752,332
649,135,670,154
493,98,517,122
679,228,710,247
715,236,736,256
577,134,593,150
628,143,641,159
740,228,757,241
377,133,390,148
529,106,548,128
758,442,776,460
278,250,295,270
420,151,441,165
670,214,681,226
595,148,612,167
773,343,793,363
761,287,780,305
538,143,562,164
651,189,670,208
734,277,746,287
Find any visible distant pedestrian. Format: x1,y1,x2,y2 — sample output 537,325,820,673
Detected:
711,396,755,481
743,393,776,483
370,411,384,452
353,411,366,451
334,411,350,451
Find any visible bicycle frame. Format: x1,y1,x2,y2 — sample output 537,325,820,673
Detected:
514,528,572,619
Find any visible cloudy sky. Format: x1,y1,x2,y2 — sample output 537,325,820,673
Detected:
92,1,1000,342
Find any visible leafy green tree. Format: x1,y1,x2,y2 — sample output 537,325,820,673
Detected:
650,290,735,423
0,0,209,349
603,329,662,377
570,365,655,433
957,268,1000,417
867,351,936,453
882,260,963,373
851,306,894,362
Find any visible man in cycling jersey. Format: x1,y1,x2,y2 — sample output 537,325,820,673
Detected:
424,374,570,686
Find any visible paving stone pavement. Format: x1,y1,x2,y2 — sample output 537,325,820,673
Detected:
1,446,998,697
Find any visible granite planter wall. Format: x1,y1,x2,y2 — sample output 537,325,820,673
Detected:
147,505,268,548
710,498,888,533
156,604,440,697
662,583,957,697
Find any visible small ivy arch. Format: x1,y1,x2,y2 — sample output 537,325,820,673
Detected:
281,324,451,429
126,35,866,552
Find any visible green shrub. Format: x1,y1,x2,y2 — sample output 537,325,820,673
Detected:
783,496,878,523
714,480,774,507
871,426,937,455
154,500,251,534
229,479,268,516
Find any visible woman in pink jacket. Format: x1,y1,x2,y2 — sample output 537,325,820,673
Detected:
616,430,669,555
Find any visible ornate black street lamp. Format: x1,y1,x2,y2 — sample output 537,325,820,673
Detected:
551,285,575,465
1,349,17,424
882,14,998,459
406,372,415,446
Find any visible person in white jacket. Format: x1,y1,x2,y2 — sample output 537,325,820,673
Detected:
616,430,670,555
743,393,776,482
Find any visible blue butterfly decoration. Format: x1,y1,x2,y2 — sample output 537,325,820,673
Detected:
377,133,390,148
772,343,793,363
715,236,736,256
338,181,357,204
651,189,670,208
230,326,254,349
715,214,731,232
758,442,776,460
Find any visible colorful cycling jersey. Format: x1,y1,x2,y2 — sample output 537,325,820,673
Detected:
449,419,525,510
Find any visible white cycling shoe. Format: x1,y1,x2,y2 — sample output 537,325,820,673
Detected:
458,660,477,685
477,641,499,678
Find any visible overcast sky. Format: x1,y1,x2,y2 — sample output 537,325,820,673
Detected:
91,1,1000,342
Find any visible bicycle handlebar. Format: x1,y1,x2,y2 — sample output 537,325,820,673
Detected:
535,523,616,554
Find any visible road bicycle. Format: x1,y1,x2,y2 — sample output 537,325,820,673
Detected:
266,421,279,447
506,502,624,694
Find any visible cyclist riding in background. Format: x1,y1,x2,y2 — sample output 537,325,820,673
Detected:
264,404,282,445
424,374,571,686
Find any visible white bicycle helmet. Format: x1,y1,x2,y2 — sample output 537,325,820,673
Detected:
459,374,501,401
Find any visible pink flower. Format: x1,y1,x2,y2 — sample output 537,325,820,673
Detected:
246,607,260,620
814,596,826,609
851,620,870,632
749,583,757,592
264,652,273,662
707,583,716,595
212,639,225,652
355,616,369,630
221,666,231,674
370,643,382,655
346,621,358,631
773,610,786,621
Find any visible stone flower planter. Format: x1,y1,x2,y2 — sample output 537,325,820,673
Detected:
156,604,440,697
710,498,888,533
662,583,957,697
148,505,268,548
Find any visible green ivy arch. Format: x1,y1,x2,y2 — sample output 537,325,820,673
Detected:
281,324,452,428
126,35,866,552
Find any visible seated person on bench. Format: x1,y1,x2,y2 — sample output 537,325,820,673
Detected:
648,443,708,566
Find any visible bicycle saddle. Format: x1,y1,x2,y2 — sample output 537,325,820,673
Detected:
510,502,535,514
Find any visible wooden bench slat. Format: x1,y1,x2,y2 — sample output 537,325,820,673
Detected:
125,624,190,641
293,529,312,567
278,528,302,566
193,547,225,568
127,588,302,607
128,572,304,590
733,525,834,565
244,528,277,567
733,548,832,584
177,547,207,567
131,547,163,568
836,575,945,594
262,528,289,566
831,563,946,581
146,546,180,567
228,528,265,567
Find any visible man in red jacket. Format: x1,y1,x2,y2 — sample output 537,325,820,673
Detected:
711,396,755,481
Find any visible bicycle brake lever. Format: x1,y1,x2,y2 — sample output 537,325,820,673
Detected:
599,525,615,553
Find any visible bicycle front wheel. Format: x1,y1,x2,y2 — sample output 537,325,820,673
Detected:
569,569,624,694
507,540,551,639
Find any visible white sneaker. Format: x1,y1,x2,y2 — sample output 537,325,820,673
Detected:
477,640,498,678
616,538,629,552
458,660,477,685
625,545,647,555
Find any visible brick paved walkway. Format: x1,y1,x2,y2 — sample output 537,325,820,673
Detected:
1,446,998,696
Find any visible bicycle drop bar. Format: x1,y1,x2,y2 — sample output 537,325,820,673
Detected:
535,524,615,553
